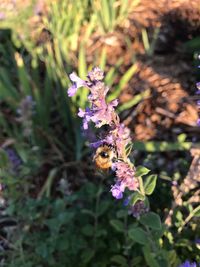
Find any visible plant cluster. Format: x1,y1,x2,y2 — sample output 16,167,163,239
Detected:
0,1,199,267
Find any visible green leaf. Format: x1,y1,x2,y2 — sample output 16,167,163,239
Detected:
99,47,107,70
135,166,150,177
177,133,187,143
140,212,161,230
0,149,9,168
117,89,150,113
128,227,148,244
110,219,124,232
131,191,145,205
144,175,157,195
108,63,137,101
96,228,107,238
78,45,88,108
116,210,127,218
81,209,95,218
142,245,160,267
81,249,95,264
111,255,128,266
81,224,93,237
133,141,192,152
98,200,110,216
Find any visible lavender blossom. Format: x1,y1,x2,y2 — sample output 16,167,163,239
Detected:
68,73,87,97
112,161,138,192
110,182,125,199
179,261,197,267
196,82,200,90
4,148,21,172
67,67,139,200
195,238,200,246
123,196,131,206
87,67,104,82
128,201,149,218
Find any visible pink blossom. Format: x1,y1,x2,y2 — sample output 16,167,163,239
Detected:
110,182,125,199
113,161,138,191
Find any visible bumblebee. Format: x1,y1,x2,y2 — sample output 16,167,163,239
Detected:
93,144,117,170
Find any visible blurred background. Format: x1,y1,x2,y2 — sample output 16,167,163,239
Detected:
0,0,200,266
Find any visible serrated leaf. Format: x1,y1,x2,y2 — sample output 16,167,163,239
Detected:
128,227,148,244
135,166,150,177
144,175,157,195
110,219,124,232
140,212,161,230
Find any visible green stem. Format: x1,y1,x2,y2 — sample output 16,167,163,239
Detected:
93,181,103,248
178,205,200,233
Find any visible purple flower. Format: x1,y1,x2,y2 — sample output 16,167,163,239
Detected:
90,140,105,148
68,69,118,129
197,119,200,127
87,67,104,82
179,261,197,267
171,180,178,186
67,67,142,200
67,73,87,97
196,82,200,90
128,201,149,218
78,107,94,130
110,182,125,199
123,196,131,206
195,238,200,245
4,148,21,172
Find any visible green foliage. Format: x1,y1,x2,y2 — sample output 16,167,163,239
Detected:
144,175,157,195
139,212,161,230
107,63,138,101
1,174,174,267
0,1,199,266
128,227,149,244
92,0,130,33
141,27,160,56
134,141,192,152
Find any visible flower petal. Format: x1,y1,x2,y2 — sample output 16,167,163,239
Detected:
69,72,86,88
78,108,85,118
68,84,77,97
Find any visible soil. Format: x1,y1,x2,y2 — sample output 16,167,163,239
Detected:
86,0,200,141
